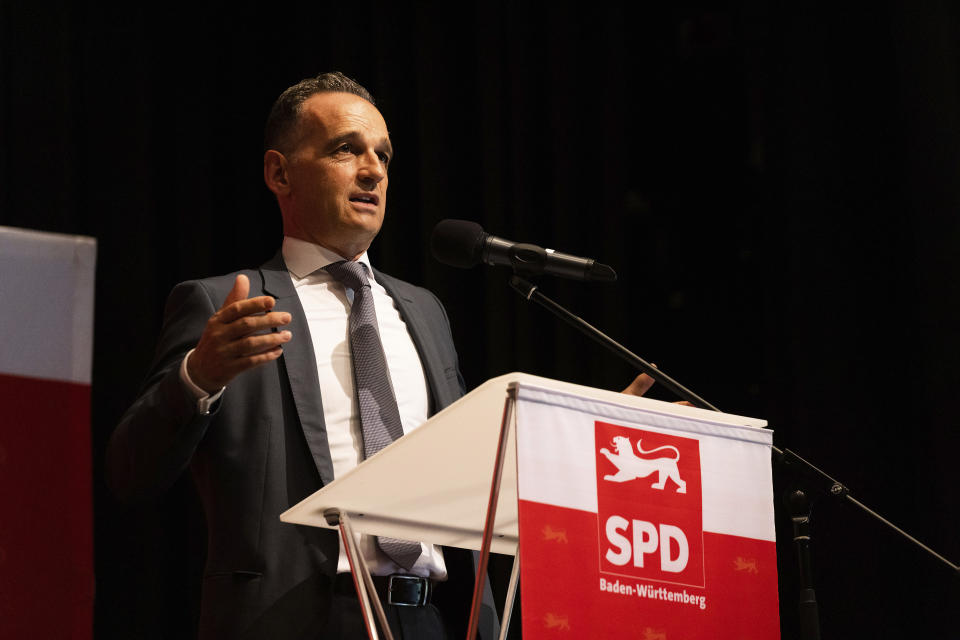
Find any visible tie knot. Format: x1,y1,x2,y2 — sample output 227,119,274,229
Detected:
325,260,370,291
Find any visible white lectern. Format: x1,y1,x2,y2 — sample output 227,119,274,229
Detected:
280,372,777,640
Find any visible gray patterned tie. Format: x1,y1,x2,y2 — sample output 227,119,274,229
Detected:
326,260,422,570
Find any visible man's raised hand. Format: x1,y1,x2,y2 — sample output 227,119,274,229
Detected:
622,370,695,406
622,372,656,396
187,274,292,393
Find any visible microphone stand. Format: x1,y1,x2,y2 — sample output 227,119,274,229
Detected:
508,274,960,639
785,489,820,640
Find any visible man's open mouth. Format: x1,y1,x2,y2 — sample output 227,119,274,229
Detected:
349,193,379,206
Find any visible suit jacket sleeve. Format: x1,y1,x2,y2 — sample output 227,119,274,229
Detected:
106,278,229,502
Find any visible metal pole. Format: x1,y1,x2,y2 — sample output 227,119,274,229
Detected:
326,509,395,640
466,388,517,640
497,553,521,640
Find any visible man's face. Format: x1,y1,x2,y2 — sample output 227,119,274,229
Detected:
278,92,392,259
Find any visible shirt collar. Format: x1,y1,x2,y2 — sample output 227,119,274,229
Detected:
282,236,374,281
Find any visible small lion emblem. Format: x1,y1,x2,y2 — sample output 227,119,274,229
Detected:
543,613,570,631
642,628,667,640
541,525,568,543
599,435,686,493
734,556,759,574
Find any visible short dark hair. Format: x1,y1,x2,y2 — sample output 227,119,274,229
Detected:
263,71,376,153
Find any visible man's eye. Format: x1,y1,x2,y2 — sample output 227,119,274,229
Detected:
337,143,353,153
378,152,391,164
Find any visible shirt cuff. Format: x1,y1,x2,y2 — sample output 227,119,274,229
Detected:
180,348,225,415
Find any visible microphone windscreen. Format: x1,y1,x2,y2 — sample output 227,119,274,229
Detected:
430,219,487,268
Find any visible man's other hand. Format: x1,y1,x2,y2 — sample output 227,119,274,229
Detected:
622,372,656,396
622,371,693,406
187,274,292,393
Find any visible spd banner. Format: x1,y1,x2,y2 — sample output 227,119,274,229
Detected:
515,383,779,639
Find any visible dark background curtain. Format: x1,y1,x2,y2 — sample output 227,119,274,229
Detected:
2,1,958,637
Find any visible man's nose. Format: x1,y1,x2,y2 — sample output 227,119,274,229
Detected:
357,150,386,186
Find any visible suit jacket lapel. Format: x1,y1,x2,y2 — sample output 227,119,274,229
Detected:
375,268,447,415
260,251,335,486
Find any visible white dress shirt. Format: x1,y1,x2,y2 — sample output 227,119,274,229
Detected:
182,237,446,579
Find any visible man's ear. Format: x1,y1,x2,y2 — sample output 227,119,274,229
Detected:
263,150,291,197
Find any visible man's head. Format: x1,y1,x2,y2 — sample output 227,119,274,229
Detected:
263,72,391,260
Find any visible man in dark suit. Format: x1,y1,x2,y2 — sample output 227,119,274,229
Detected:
107,72,478,639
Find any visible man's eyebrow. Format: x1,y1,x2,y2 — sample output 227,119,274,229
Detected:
328,131,361,149
328,131,394,157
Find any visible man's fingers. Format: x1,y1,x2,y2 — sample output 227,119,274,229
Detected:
222,274,251,309
217,295,278,324
192,329,290,391
223,341,287,378
622,372,656,396
242,346,285,367
220,310,292,340
230,330,292,358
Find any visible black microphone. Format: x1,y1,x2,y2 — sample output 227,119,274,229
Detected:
430,219,616,282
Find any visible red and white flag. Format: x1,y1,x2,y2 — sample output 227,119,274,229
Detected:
0,227,96,640
515,383,779,639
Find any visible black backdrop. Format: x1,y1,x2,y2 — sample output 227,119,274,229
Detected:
3,1,959,638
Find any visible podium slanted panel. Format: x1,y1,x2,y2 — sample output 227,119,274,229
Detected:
280,372,528,554
515,383,779,639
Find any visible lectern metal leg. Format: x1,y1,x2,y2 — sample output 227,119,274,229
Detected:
497,552,521,640
466,388,518,640
332,510,395,640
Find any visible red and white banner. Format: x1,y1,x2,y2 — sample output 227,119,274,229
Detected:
515,384,779,639
0,227,96,640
